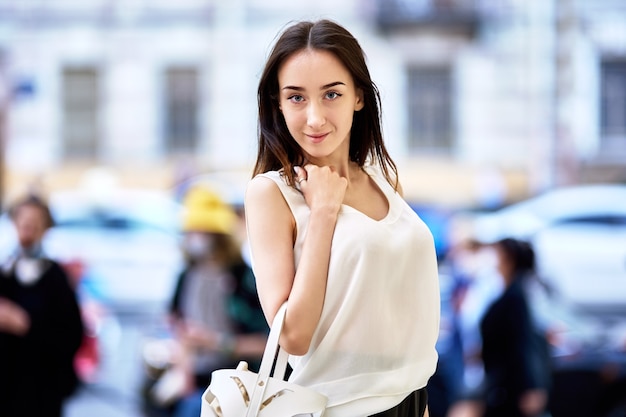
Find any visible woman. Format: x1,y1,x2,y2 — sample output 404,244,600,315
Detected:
479,238,551,417
0,194,84,417
165,186,268,417
245,19,440,417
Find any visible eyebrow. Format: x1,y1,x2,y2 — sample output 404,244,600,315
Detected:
282,81,346,91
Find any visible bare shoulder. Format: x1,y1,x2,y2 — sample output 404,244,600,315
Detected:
245,174,283,207
245,174,294,225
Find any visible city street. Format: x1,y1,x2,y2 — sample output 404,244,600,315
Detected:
64,309,165,417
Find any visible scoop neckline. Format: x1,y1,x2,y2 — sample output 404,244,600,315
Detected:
340,166,399,224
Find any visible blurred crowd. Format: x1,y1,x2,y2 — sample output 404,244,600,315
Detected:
3,185,619,417
0,186,269,417
430,232,555,417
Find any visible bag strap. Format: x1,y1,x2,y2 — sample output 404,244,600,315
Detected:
273,347,289,380
246,302,289,417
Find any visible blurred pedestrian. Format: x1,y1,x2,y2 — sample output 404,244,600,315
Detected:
245,19,440,417
479,238,551,417
430,237,501,417
161,186,268,417
0,194,84,417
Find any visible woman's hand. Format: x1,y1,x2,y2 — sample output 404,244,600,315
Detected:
177,322,240,356
295,164,347,216
519,388,547,416
176,321,217,350
0,297,30,336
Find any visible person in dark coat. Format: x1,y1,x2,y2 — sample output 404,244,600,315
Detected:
479,238,551,417
0,194,84,417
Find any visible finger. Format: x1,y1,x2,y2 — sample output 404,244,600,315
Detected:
293,166,307,185
303,163,317,175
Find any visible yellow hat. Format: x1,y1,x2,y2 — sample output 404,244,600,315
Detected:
181,186,237,234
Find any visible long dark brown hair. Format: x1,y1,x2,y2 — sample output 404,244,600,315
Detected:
253,19,398,189
496,238,536,277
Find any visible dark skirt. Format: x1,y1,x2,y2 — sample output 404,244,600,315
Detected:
369,388,428,417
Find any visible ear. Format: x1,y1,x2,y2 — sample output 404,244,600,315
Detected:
354,89,364,111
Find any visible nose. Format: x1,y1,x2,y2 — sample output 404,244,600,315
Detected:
306,101,326,128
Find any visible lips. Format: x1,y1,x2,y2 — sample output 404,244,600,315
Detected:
306,133,329,143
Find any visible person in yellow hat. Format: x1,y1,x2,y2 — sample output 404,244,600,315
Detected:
154,187,268,417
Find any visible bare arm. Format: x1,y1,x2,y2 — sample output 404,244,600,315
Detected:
245,165,345,355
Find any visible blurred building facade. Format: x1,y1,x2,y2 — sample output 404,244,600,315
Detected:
0,0,625,208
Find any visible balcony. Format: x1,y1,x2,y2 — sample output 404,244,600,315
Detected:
0,1,215,28
374,0,487,36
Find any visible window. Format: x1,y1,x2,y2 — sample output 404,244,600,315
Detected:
407,66,453,153
164,67,199,153
62,67,99,158
600,60,626,139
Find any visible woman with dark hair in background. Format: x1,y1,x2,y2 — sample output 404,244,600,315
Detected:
479,238,551,417
0,195,84,417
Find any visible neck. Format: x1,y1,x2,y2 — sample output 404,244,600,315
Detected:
303,140,359,179
18,243,43,258
305,155,362,180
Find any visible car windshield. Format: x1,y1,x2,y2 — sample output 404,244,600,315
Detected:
55,210,174,233
554,215,626,226
505,185,626,225
48,189,182,234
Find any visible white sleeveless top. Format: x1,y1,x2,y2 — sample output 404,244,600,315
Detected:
255,165,440,417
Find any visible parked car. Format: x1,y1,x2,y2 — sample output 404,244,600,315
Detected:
469,183,626,313
430,183,626,417
0,188,185,312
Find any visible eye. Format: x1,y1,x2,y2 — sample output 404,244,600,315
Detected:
287,94,304,103
325,91,342,100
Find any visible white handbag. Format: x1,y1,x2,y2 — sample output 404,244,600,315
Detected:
200,303,328,417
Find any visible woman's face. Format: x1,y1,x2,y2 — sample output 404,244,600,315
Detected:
277,49,363,164
182,232,215,260
495,244,514,283
12,204,49,249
